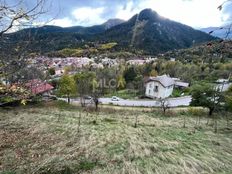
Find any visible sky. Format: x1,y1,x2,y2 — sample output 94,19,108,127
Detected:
7,0,232,29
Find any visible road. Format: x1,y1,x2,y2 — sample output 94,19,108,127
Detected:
99,96,192,107
60,96,192,108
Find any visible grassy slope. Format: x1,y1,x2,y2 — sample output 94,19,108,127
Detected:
0,103,232,174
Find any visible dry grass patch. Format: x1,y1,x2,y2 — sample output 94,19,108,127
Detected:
0,104,232,174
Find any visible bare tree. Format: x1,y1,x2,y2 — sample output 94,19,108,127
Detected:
134,113,139,128
92,92,100,111
0,1,58,107
0,0,54,104
208,0,232,40
159,98,170,115
0,0,50,82
0,0,49,36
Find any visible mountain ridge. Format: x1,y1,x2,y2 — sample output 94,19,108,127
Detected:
2,8,217,55
200,26,232,39
95,8,217,54
12,18,124,35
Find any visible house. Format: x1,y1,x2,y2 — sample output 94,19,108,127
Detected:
174,81,189,88
90,63,104,69
25,79,54,95
127,59,146,65
145,75,175,99
101,58,117,67
55,68,64,76
170,57,176,62
172,78,189,89
215,78,232,92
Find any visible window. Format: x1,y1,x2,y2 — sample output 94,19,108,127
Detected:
154,86,158,92
149,83,152,88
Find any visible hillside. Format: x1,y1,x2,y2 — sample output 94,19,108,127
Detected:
1,102,232,174
162,40,232,63
13,18,124,35
95,9,217,54
1,9,217,56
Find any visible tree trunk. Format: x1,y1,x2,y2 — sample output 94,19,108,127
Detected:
214,115,218,133
95,102,98,111
80,97,85,107
163,108,166,115
78,112,81,133
134,114,138,128
226,113,229,129
209,108,214,116
94,99,99,111
183,116,186,128
68,94,70,104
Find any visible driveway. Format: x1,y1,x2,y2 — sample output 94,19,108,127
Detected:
99,96,192,107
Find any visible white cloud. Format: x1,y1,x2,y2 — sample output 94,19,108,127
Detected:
48,17,74,27
33,0,230,28
72,7,105,26
116,1,138,20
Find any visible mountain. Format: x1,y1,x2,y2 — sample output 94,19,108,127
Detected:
14,18,124,36
200,26,232,39
1,9,217,55
95,9,217,54
102,19,125,30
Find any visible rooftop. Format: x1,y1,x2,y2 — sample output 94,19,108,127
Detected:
148,75,175,87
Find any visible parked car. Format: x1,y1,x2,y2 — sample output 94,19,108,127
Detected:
111,96,120,101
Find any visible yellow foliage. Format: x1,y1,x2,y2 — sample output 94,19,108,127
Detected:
21,99,27,105
99,42,117,50
59,48,84,57
149,70,158,77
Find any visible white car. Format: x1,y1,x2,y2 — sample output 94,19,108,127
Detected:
111,96,120,101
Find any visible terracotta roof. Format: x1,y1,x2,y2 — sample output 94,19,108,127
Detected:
25,79,54,95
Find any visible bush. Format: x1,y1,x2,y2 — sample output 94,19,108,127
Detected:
188,108,205,116
172,89,182,97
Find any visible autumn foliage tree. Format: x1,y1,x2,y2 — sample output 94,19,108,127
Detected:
58,75,76,104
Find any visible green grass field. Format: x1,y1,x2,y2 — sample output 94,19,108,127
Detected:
0,102,232,174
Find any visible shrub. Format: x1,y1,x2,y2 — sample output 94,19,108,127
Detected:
188,108,205,116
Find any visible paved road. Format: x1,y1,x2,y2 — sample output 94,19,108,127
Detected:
99,96,192,107
60,96,192,108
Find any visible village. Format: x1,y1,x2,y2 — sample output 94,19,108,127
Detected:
1,55,230,108
1,0,232,173
28,56,157,77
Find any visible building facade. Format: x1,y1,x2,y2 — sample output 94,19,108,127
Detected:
145,75,175,99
